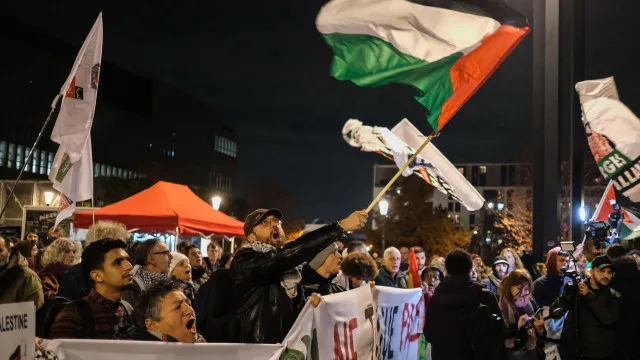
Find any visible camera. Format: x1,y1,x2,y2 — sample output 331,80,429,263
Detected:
584,221,610,251
560,266,582,293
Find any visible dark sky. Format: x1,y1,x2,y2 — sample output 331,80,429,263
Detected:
3,0,640,221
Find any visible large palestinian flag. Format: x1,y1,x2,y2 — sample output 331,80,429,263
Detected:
591,181,640,240
317,0,529,133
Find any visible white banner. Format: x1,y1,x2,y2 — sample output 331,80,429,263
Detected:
376,287,424,360
42,286,423,360
0,302,35,360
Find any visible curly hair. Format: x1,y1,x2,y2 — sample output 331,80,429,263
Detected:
43,238,76,265
340,252,378,281
85,221,128,245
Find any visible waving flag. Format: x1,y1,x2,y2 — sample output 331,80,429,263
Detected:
576,77,640,212
49,13,103,227
591,181,640,240
317,0,529,133
343,119,485,211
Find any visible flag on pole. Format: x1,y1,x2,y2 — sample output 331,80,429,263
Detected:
591,181,640,240
407,248,421,289
317,0,529,133
576,77,640,212
49,13,103,228
343,119,485,211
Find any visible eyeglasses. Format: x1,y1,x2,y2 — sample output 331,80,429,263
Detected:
259,218,282,227
152,250,171,257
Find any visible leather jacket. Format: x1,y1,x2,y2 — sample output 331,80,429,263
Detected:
231,223,344,343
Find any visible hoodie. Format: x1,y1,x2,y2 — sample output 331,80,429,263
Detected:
533,247,566,307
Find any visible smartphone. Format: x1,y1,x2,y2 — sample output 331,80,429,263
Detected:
533,308,544,319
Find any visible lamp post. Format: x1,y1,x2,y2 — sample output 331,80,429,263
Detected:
379,199,389,250
211,196,222,211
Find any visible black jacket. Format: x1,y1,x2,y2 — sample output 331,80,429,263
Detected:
57,263,90,301
549,281,622,358
374,266,408,288
231,223,344,344
425,275,505,360
300,264,345,298
532,274,564,307
608,259,640,359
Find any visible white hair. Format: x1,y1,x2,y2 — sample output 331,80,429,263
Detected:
383,247,400,260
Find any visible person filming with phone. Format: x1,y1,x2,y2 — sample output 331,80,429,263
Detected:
549,255,622,360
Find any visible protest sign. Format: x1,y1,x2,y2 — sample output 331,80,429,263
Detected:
0,302,35,360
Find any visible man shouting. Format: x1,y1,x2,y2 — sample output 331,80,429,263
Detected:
232,208,368,343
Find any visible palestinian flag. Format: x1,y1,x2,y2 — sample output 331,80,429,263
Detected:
407,248,422,289
591,181,640,240
317,0,529,133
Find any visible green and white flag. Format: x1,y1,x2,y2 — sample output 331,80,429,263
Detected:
48,13,102,227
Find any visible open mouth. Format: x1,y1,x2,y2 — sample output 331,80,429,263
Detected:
185,270,191,275
271,229,280,240
185,318,196,334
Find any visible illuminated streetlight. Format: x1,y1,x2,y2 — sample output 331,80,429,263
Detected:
44,191,54,206
579,206,587,222
497,202,505,211
379,199,389,216
211,196,222,211
487,202,495,209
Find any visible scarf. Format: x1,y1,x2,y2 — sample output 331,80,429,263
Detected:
245,242,303,299
489,272,502,289
137,266,167,290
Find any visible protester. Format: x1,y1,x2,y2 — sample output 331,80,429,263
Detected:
119,280,205,343
501,248,525,273
498,269,544,359
176,241,192,256
482,256,510,295
332,240,368,289
185,244,208,286
472,255,491,280
300,243,344,297
374,247,408,288
231,208,367,343
532,247,569,307
15,239,38,271
413,246,428,275
425,249,505,360
423,266,444,293
49,238,134,339
168,252,196,301
629,249,640,266
204,241,222,275
25,230,40,245
123,239,171,305
608,255,640,359
40,238,76,301
470,263,480,282
399,246,410,271
219,253,233,269
549,255,621,360
58,221,129,301
339,251,378,290
0,235,44,309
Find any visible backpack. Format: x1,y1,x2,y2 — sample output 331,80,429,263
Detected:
193,269,240,343
35,297,95,339
462,288,507,360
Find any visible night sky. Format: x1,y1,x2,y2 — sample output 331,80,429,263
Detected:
3,0,640,221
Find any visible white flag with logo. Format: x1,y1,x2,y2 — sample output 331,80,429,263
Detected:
48,13,102,227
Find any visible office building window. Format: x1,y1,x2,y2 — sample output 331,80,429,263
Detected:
40,151,47,174
47,152,53,175
448,202,453,212
24,147,31,172
16,145,24,169
94,163,100,177
106,166,112,177
455,203,461,212
469,214,476,225
215,135,237,158
480,166,487,174
0,141,6,167
32,149,39,173
7,143,15,169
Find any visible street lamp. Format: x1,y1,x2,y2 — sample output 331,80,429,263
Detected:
579,206,587,222
211,196,222,211
379,199,389,250
44,191,54,206
487,201,495,209
497,202,505,211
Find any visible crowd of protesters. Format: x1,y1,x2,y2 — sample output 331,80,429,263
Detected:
1,208,640,360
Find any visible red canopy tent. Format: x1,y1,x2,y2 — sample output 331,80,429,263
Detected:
74,181,244,237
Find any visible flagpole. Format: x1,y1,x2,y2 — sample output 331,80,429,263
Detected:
366,135,433,213
0,94,62,220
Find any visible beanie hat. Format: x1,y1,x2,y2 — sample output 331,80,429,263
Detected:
169,252,189,276
309,243,339,270
493,256,509,267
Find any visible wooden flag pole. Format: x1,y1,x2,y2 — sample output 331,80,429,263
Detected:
365,135,433,213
